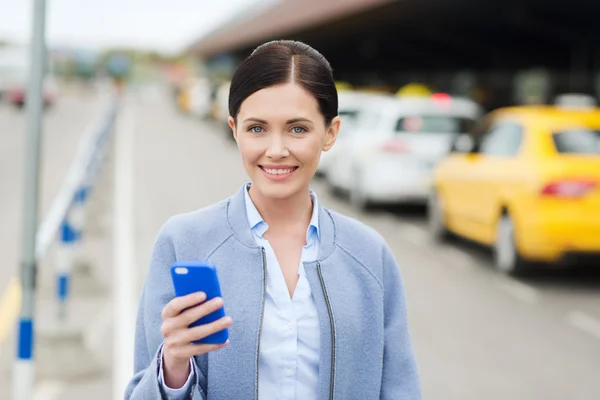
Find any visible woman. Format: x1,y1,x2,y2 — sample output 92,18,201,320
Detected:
125,40,421,400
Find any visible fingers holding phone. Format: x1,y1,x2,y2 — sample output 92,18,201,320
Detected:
161,262,231,388
161,292,232,363
160,291,232,386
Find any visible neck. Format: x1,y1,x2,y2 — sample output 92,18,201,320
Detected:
248,184,313,231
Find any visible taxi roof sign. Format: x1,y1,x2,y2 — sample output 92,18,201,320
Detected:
396,83,432,97
335,81,353,91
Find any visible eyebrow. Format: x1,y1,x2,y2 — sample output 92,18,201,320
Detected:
243,117,313,124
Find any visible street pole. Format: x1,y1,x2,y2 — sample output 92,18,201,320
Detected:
13,0,47,399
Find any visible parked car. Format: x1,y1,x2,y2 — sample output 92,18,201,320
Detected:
212,81,232,140
6,74,59,109
429,104,600,275
327,93,482,209
317,91,390,177
1,45,59,109
189,78,213,119
177,77,213,119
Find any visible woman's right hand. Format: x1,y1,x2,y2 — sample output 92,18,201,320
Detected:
160,292,232,388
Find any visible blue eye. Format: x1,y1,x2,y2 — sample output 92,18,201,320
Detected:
250,126,264,133
292,126,307,134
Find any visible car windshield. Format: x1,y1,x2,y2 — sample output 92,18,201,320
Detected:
552,129,600,154
339,109,359,123
395,115,475,134
353,108,382,132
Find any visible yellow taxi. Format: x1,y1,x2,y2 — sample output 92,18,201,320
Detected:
176,81,192,113
428,102,600,274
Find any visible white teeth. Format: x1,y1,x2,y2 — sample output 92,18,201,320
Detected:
264,168,294,175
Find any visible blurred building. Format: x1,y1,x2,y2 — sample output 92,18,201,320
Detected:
185,0,600,110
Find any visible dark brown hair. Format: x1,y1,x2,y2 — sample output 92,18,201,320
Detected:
228,40,338,125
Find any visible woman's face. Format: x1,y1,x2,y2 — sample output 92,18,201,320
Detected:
229,82,340,200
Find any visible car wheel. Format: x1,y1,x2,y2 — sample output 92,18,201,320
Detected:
427,190,450,242
494,214,527,275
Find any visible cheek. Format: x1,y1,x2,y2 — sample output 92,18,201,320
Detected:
291,137,323,164
238,139,263,164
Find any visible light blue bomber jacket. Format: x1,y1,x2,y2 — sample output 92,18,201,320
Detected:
125,184,422,400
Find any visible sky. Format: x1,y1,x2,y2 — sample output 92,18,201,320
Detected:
0,0,271,54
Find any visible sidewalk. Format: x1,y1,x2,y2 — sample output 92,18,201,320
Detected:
0,116,116,399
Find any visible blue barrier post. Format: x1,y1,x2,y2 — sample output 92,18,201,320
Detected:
71,185,89,237
56,220,76,320
56,186,87,320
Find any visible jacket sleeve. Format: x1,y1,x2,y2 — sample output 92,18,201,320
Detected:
124,221,208,400
158,345,196,399
380,243,422,400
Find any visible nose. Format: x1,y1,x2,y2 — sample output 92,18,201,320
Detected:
265,133,289,160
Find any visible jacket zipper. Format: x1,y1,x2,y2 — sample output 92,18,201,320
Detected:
316,261,335,400
255,247,267,400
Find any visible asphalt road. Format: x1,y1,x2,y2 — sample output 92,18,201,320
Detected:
126,92,600,400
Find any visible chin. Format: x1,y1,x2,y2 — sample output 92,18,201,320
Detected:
251,178,305,200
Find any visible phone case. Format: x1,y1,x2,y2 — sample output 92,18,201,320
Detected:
170,261,229,345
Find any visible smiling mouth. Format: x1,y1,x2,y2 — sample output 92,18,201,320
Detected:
259,166,299,175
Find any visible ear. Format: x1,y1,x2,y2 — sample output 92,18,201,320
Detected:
323,116,341,152
228,116,238,142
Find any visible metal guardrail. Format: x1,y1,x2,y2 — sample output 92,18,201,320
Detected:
36,100,117,263
13,94,119,399
41,99,118,318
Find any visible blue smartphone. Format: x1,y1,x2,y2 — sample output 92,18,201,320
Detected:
170,261,229,345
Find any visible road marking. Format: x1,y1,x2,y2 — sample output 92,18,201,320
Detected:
33,380,65,400
494,278,539,304
0,277,22,345
113,106,137,400
567,310,600,341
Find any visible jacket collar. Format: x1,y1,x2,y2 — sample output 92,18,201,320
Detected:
244,183,320,243
226,183,335,260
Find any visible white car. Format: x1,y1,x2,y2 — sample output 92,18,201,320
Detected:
189,77,212,119
213,81,232,140
327,94,483,209
317,91,391,177
0,45,59,109
5,73,59,109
